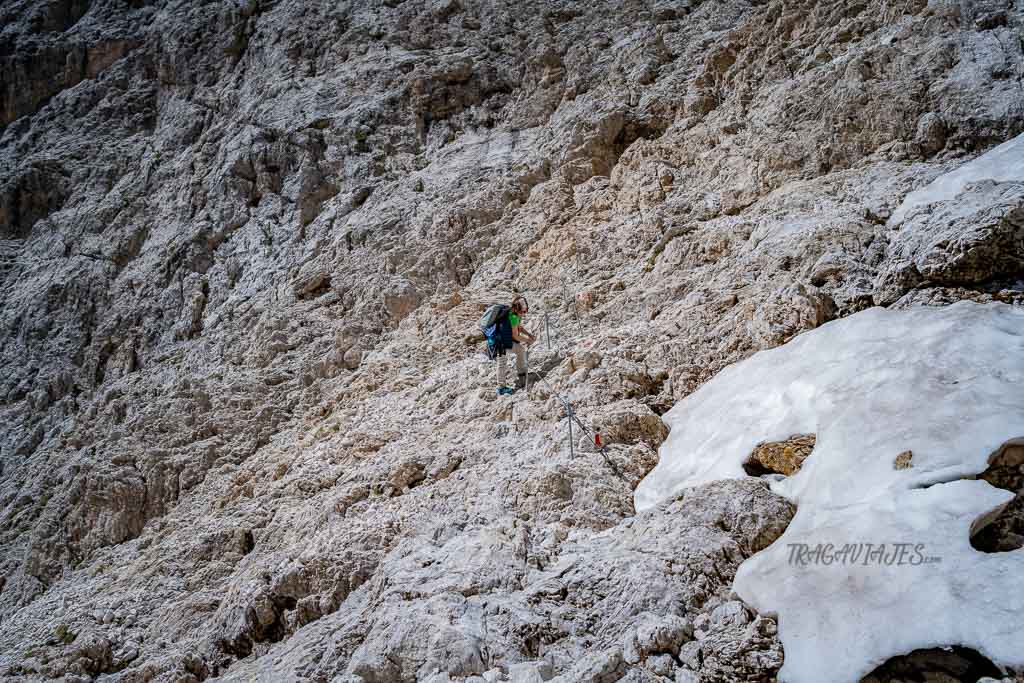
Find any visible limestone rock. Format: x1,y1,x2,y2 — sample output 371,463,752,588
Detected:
1,0,1022,680
914,113,948,158
744,434,817,476
893,450,914,470
876,181,1024,304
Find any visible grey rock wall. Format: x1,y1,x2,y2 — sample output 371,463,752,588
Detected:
1,0,1022,680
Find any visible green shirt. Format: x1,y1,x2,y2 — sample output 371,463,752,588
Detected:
509,312,521,328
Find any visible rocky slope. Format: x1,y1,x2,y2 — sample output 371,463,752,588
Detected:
1,0,1022,681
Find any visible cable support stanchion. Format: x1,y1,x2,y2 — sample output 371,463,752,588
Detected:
529,356,628,482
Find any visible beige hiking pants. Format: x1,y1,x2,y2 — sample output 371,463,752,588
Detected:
496,343,527,386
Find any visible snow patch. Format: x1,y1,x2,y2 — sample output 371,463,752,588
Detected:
635,301,1024,683
890,132,1024,225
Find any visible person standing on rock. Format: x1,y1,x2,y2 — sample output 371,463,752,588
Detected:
481,296,537,395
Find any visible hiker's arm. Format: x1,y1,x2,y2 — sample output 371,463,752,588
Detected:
512,325,533,344
513,324,536,344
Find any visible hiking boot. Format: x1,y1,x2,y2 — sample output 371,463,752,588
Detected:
497,386,515,396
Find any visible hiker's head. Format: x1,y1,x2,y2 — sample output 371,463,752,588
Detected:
511,296,529,315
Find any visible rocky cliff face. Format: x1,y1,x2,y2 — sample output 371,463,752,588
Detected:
0,0,1022,681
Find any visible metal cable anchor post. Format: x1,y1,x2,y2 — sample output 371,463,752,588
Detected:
566,402,575,459
544,311,551,352
525,347,530,395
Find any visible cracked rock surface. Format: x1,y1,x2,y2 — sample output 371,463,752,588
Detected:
1,0,1023,681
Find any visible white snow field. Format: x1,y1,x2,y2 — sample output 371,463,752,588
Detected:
635,301,1024,682
890,131,1024,224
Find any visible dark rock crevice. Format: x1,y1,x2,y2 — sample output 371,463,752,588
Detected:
0,39,140,128
861,645,1009,683
970,439,1024,553
0,161,71,240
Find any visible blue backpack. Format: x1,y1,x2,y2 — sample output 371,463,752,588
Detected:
479,304,512,359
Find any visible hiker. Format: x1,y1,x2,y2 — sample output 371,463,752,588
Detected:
479,295,537,395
